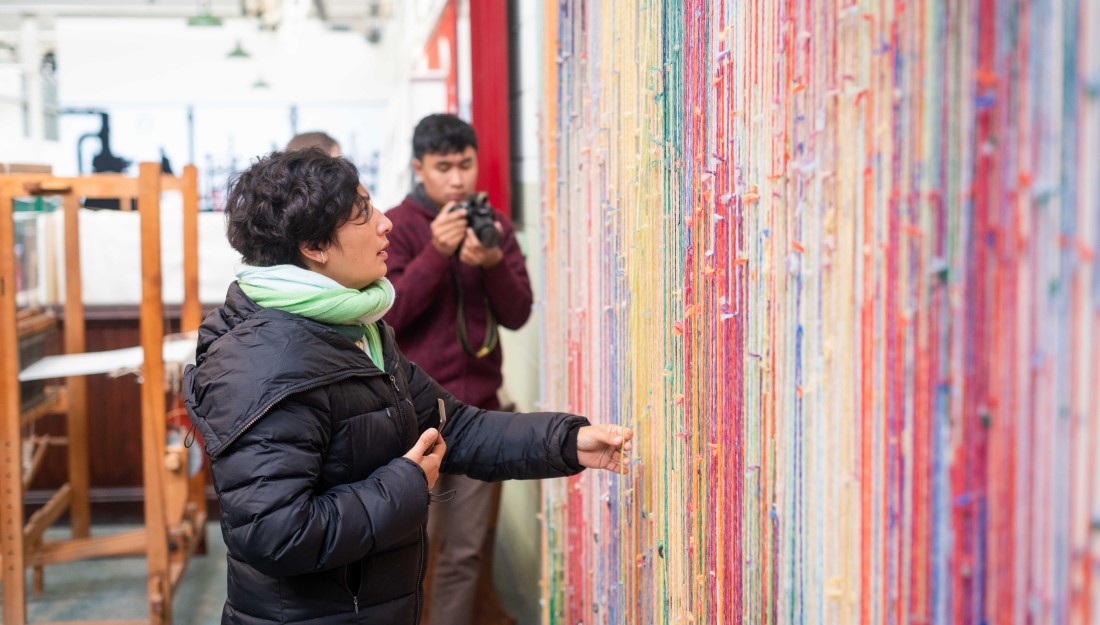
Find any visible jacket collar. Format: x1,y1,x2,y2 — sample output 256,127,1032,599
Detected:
196,282,391,366
186,282,399,457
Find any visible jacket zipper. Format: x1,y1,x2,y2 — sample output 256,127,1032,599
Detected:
210,370,377,458
343,565,360,614
209,356,401,616
414,524,426,623
387,375,410,437
389,373,426,622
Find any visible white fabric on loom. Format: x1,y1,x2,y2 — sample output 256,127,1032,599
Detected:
18,334,198,381
39,199,241,306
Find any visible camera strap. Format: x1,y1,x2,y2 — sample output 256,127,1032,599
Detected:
452,265,499,358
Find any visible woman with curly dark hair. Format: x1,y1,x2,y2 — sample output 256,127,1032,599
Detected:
183,148,632,624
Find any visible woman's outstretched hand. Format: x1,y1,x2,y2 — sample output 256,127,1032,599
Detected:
577,424,633,474
404,428,446,489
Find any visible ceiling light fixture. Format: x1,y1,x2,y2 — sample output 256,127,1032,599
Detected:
227,40,250,58
187,0,223,27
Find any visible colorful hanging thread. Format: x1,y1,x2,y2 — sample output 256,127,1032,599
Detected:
538,1,1100,624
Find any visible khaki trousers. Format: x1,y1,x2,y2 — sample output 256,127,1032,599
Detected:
425,472,495,625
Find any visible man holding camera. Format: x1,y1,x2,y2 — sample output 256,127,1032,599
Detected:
383,113,533,625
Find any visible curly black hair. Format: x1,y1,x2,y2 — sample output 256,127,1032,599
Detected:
412,113,478,160
224,148,369,267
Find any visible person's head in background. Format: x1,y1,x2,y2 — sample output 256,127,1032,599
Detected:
286,131,341,157
411,114,478,209
225,149,391,290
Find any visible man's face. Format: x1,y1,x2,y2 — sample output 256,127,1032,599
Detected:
412,146,478,208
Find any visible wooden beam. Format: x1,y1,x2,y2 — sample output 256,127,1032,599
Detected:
138,162,173,625
38,621,149,625
62,191,91,539
0,190,28,625
1,172,184,201
68,176,137,198
24,175,137,198
21,435,55,489
23,483,72,545
19,388,64,428
16,309,57,338
181,165,201,333
164,444,189,528
187,460,209,554
158,174,185,192
27,529,147,566
3,172,179,197
0,174,54,195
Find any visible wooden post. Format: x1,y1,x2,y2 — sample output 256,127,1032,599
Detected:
181,165,200,333
0,190,27,625
180,163,207,555
138,162,172,625
62,192,90,539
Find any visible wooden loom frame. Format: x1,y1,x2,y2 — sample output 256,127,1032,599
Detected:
0,163,207,625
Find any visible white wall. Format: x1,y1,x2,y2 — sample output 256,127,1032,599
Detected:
498,0,545,416
52,10,452,209
371,74,447,211
56,18,396,105
0,17,60,165
493,2,546,624
54,17,394,197
372,0,453,211
46,12,451,303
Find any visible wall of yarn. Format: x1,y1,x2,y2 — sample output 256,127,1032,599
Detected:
537,1,1100,623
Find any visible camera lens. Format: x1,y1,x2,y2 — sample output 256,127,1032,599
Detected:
453,193,499,248
475,222,500,248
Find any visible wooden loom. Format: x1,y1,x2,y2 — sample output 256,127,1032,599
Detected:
0,163,207,625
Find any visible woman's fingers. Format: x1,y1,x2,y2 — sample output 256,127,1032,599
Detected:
602,423,634,447
577,423,635,474
403,429,447,489
404,428,439,460
428,434,447,459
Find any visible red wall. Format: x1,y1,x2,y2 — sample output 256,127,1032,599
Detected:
468,0,511,217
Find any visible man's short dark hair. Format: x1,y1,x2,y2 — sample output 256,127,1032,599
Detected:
225,148,369,267
286,131,340,154
412,114,478,160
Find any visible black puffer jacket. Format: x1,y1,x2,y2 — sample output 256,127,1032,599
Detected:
184,284,587,624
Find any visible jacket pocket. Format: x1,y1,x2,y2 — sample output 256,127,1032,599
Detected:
346,407,405,481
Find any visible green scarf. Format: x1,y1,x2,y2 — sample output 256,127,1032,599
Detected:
236,264,395,369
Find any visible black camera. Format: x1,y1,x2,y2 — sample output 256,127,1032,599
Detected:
451,191,500,248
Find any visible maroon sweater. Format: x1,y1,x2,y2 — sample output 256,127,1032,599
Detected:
383,190,533,410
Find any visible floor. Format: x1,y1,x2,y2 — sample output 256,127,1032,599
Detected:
2,516,537,624
1,523,227,624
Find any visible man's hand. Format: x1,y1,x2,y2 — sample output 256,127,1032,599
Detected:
577,423,633,474
458,223,505,268
404,428,446,489
431,203,468,257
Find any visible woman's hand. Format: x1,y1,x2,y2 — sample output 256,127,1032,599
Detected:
577,424,633,474
404,428,446,489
